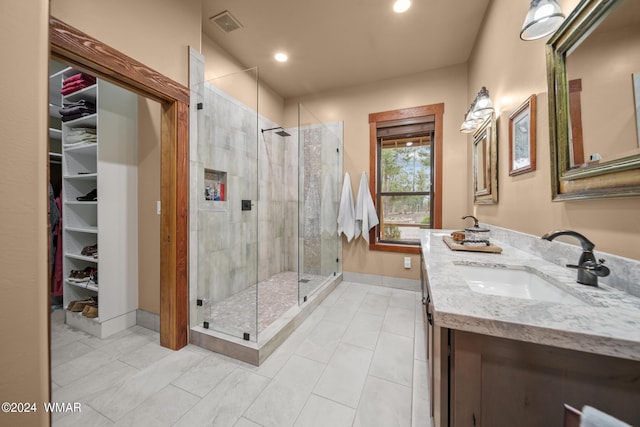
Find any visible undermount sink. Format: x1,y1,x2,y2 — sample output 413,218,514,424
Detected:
453,262,584,304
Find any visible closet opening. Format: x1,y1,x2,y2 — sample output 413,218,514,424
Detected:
48,57,164,340
48,17,189,353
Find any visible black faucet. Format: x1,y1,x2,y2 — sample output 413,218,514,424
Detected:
541,230,610,287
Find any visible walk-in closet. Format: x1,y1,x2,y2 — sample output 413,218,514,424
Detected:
48,59,159,339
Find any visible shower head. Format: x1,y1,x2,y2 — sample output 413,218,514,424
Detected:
261,127,291,137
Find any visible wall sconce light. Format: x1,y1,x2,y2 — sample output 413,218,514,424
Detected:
520,0,565,41
460,87,494,133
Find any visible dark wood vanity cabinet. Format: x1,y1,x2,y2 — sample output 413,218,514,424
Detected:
448,331,640,426
420,253,640,427
420,251,449,427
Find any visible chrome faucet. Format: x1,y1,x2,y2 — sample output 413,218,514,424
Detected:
541,230,610,287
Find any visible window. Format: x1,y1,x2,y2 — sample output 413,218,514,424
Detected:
368,104,443,253
379,134,433,244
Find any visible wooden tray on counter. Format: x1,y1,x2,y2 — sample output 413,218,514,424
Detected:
443,235,502,254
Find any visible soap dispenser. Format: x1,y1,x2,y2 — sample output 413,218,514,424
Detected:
462,215,490,245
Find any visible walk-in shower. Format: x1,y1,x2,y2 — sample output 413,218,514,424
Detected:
188,52,343,364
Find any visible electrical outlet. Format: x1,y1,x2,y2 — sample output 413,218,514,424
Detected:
404,256,411,269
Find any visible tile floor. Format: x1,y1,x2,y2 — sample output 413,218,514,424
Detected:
51,281,431,426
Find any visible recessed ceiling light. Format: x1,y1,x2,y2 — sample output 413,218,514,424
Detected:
274,52,288,62
406,141,413,146
393,0,411,13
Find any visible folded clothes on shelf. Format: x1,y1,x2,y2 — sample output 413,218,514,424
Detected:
63,127,97,146
61,73,96,96
63,72,96,86
67,127,96,135
60,99,96,122
64,134,97,145
61,112,95,122
59,100,96,116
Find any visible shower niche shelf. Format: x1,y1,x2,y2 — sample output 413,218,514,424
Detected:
202,168,227,211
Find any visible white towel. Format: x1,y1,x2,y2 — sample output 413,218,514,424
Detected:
355,171,379,243
337,172,355,241
581,406,632,427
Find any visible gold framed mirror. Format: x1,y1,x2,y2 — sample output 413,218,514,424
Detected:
473,113,498,204
546,0,640,200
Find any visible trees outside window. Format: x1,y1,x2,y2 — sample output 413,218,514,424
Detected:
379,136,433,244
368,104,443,254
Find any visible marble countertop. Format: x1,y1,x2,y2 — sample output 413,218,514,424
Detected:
421,230,640,361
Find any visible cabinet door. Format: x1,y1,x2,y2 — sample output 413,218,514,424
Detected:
450,331,482,426
450,331,640,426
432,326,449,427
421,252,435,419
428,305,434,418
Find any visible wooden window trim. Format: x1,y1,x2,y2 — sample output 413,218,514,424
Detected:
368,104,444,254
50,17,189,350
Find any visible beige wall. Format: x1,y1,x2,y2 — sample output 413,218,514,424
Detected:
0,2,50,425
202,34,284,125
468,0,640,261
283,65,471,280
0,1,200,422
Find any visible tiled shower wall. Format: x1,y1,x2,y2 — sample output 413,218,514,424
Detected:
196,82,259,304
258,126,291,280
298,124,342,278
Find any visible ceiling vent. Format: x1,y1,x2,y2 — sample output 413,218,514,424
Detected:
210,11,243,33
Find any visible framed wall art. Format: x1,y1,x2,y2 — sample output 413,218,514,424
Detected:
509,94,536,176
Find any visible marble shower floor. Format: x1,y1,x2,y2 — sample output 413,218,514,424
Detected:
205,271,328,339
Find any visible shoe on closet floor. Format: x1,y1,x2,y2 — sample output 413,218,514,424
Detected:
67,297,95,312
82,304,98,318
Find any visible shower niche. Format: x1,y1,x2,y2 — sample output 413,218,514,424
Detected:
204,168,226,203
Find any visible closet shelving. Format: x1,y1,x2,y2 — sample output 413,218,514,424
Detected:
62,73,100,327
60,68,139,338
49,69,64,162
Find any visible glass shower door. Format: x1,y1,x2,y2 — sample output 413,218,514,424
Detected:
194,68,259,341
297,104,343,304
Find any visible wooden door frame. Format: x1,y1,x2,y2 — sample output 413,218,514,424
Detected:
49,17,189,350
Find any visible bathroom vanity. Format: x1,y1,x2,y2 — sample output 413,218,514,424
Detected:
420,229,640,427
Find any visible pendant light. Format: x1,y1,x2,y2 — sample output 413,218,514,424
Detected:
520,0,565,41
